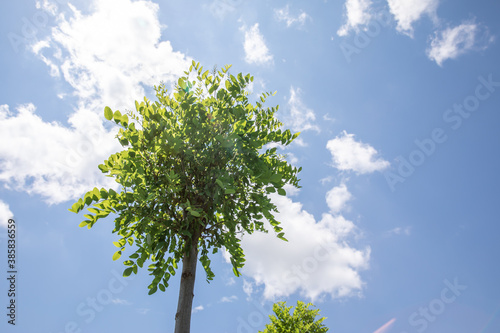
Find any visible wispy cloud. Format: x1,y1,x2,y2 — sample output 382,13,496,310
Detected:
285,86,319,133
326,131,389,174
337,0,373,36
385,226,411,236
243,279,254,299
275,5,310,28
111,298,132,305
241,23,273,65
220,295,238,303
427,21,494,66
136,308,150,315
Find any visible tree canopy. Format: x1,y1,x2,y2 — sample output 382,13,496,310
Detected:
69,62,302,331
260,301,329,333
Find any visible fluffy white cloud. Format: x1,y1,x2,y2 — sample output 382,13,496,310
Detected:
242,23,273,65
0,104,119,204
337,0,373,36
387,0,438,36
0,200,14,228
34,0,190,111
275,5,310,28
0,0,191,203
326,183,352,214
285,87,319,133
427,22,492,66
237,193,370,301
326,131,389,174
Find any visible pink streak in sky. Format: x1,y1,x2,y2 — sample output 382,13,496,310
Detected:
372,318,396,333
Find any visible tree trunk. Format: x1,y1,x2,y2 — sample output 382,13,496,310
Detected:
174,233,199,333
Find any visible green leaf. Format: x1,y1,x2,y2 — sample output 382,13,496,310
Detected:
148,285,158,295
113,110,122,123
277,188,286,196
265,187,276,193
112,251,122,261
277,232,287,241
112,241,121,248
78,221,88,228
190,210,201,217
129,253,139,259
69,202,80,213
104,106,113,120
225,188,236,194
270,173,282,183
123,267,134,277
158,283,166,292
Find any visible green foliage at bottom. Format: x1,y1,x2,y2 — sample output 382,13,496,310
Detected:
259,301,329,333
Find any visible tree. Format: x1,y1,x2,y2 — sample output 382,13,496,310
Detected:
259,301,329,333
69,61,302,333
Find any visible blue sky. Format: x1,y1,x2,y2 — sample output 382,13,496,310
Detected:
1,0,499,332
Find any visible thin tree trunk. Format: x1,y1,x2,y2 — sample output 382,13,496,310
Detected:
174,233,199,333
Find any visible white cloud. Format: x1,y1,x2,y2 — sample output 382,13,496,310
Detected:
320,176,334,185
385,226,411,236
427,22,493,66
0,200,14,228
337,0,373,36
36,0,190,111
285,87,319,133
225,277,236,286
326,183,352,214
237,193,370,301
283,183,300,197
36,0,58,15
0,0,191,204
242,23,273,65
220,295,238,303
326,131,389,174
243,279,254,299
207,0,242,19
0,104,119,204
111,298,132,305
136,308,150,315
387,0,439,36
275,5,310,28
192,305,204,313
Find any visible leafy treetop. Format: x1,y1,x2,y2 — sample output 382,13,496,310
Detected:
260,301,329,333
69,62,301,295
